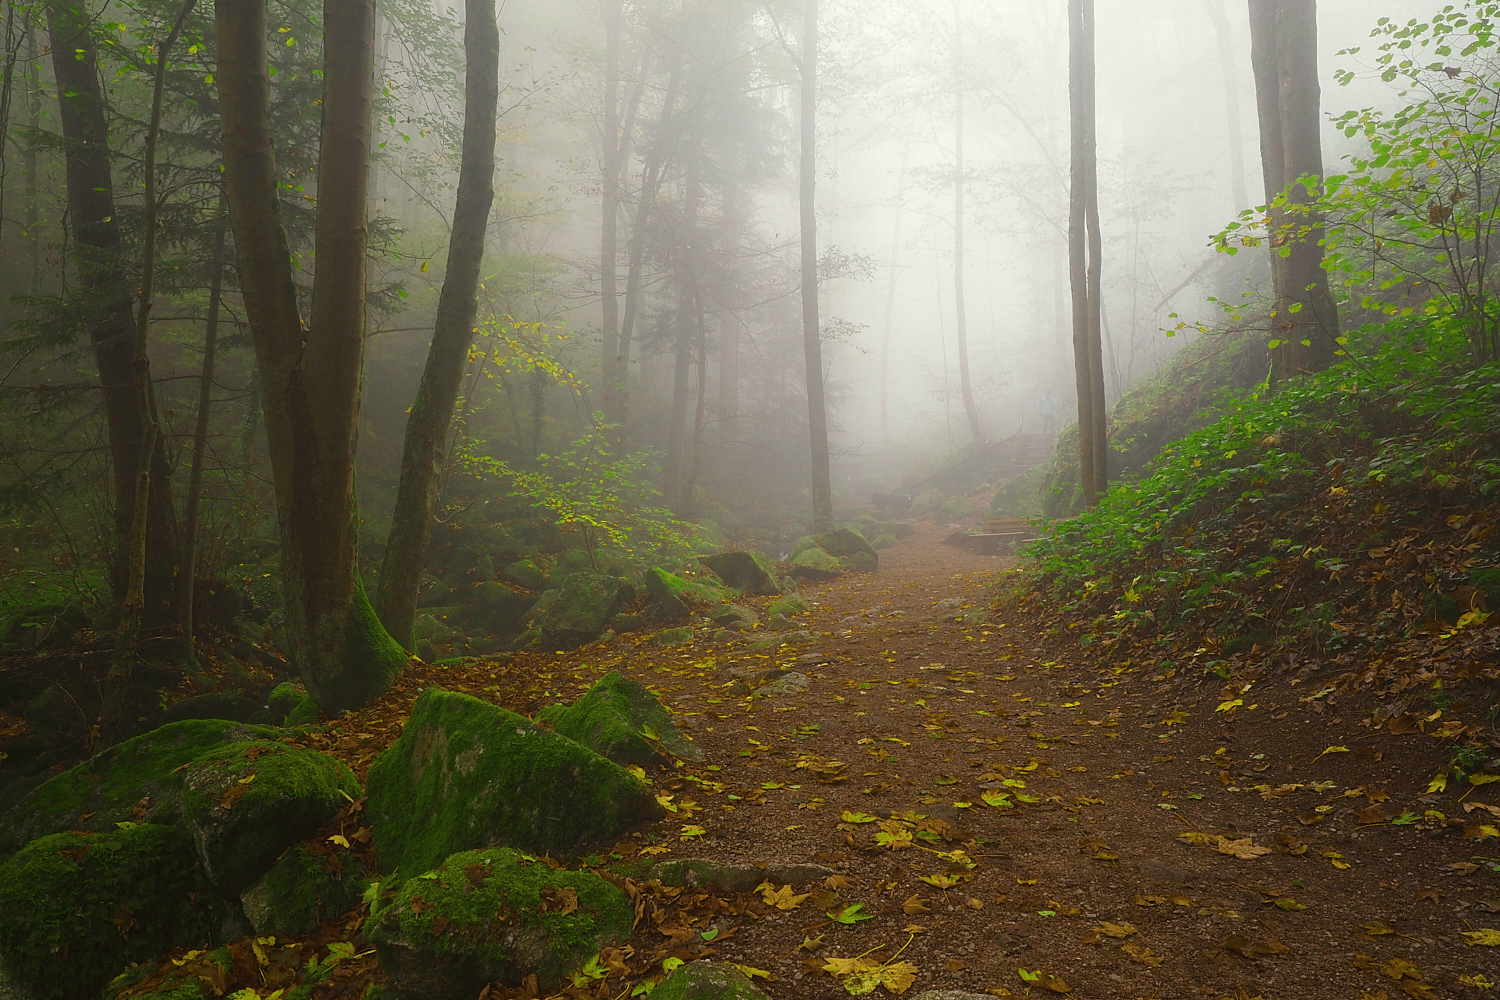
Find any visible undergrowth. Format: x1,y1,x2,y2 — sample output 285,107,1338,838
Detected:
1021,318,1500,654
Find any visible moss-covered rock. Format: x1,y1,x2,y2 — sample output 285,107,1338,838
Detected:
768,594,810,617
267,682,320,727
0,719,283,861
0,825,213,1000
651,859,832,893
538,672,702,766
937,495,974,520
538,572,634,651
697,551,781,596
500,559,547,592
789,528,878,576
181,741,361,895
705,605,757,630
367,848,632,999
651,627,694,647
240,845,369,935
788,546,842,581
365,688,662,877
650,961,770,1000
644,568,690,621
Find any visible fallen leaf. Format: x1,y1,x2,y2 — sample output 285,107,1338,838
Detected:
1121,943,1164,967
902,895,929,915
1215,837,1272,859
1095,921,1136,939
757,882,809,910
1463,929,1500,946
825,875,854,890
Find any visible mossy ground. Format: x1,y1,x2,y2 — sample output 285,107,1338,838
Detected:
368,847,631,996
0,825,212,1000
365,687,662,878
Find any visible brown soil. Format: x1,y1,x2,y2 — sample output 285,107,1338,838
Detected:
125,524,1500,1000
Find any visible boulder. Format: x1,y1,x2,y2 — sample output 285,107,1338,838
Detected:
788,546,843,581
651,961,770,1000
789,528,878,576
768,594,810,617
610,612,650,635
0,825,213,1000
706,605,757,630
753,672,810,698
538,672,702,766
181,740,361,895
469,582,538,636
538,572,634,650
367,848,632,1000
937,495,974,520
365,688,662,877
500,558,547,592
0,718,282,861
267,682,320,727
745,631,815,653
651,627,694,647
697,551,781,596
240,845,369,936
644,568,690,621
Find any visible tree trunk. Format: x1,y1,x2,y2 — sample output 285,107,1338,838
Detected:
599,0,621,422
879,148,908,450
1204,0,1250,213
1068,0,1105,506
218,0,406,712
1085,100,1107,496
374,0,500,652
665,145,700,514
47,0,180,620
951,0,981,443
113,0,196,682
180,187,231,665
1274,0,1338,375
801,0,833,533
24,23,40,291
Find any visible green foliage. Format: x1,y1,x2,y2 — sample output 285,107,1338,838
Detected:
1214,3,1500,362
538,671,701,767
1022,320,1500,631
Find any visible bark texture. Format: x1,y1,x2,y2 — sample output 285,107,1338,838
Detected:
1068,0,1107,505
218,0,405,711
375,0,500,651
801,0,833,533
1248,0,1339,379
47,0,180,620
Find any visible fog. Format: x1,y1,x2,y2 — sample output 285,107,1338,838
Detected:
356,0,1437,507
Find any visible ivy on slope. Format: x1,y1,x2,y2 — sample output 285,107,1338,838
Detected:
1023,321,1500,646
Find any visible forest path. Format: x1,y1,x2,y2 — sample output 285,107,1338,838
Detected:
632,524,1497,1000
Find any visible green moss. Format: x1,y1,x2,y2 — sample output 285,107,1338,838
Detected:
767,594,810,617
539,572,633,650
365,688,663,879
181,741,361,895
788,546,842,580
368,848,632,998
267,682,320,727
650,961,769,1000
541,672,701,766
241,845,368,935
306,576,408,714
0,719,283,860
0,826,212,1000
697,551,780,595
652,626,693,647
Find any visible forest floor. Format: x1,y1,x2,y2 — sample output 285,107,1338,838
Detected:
281,522,1500,1000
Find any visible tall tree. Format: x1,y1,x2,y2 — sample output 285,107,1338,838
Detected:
1068,0,1107,504
801,0,833,532
1247,0,1339,379
46,0,182,621
375,0,501,651
599,0,623,424
218,0,406,710
950,0,981,442
1204,0,1251,214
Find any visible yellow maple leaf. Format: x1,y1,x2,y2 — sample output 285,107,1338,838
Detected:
756,882,809,910
1096,921,1136,938
1462,928,1500,946
1428,772,1449,794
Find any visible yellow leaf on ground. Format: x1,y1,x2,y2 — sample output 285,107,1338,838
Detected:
1428,772,1449,793
1095,921,1136,938
1463,929,1500,946
1215,837,1271,859
1121,943,1164,967
756,882,809,910
902,894,929,915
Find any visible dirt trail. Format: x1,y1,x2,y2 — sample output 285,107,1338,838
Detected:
619,525,1498,1000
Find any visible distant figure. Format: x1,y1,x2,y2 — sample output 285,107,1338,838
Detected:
871,492,914,517
1039,392,1058,436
